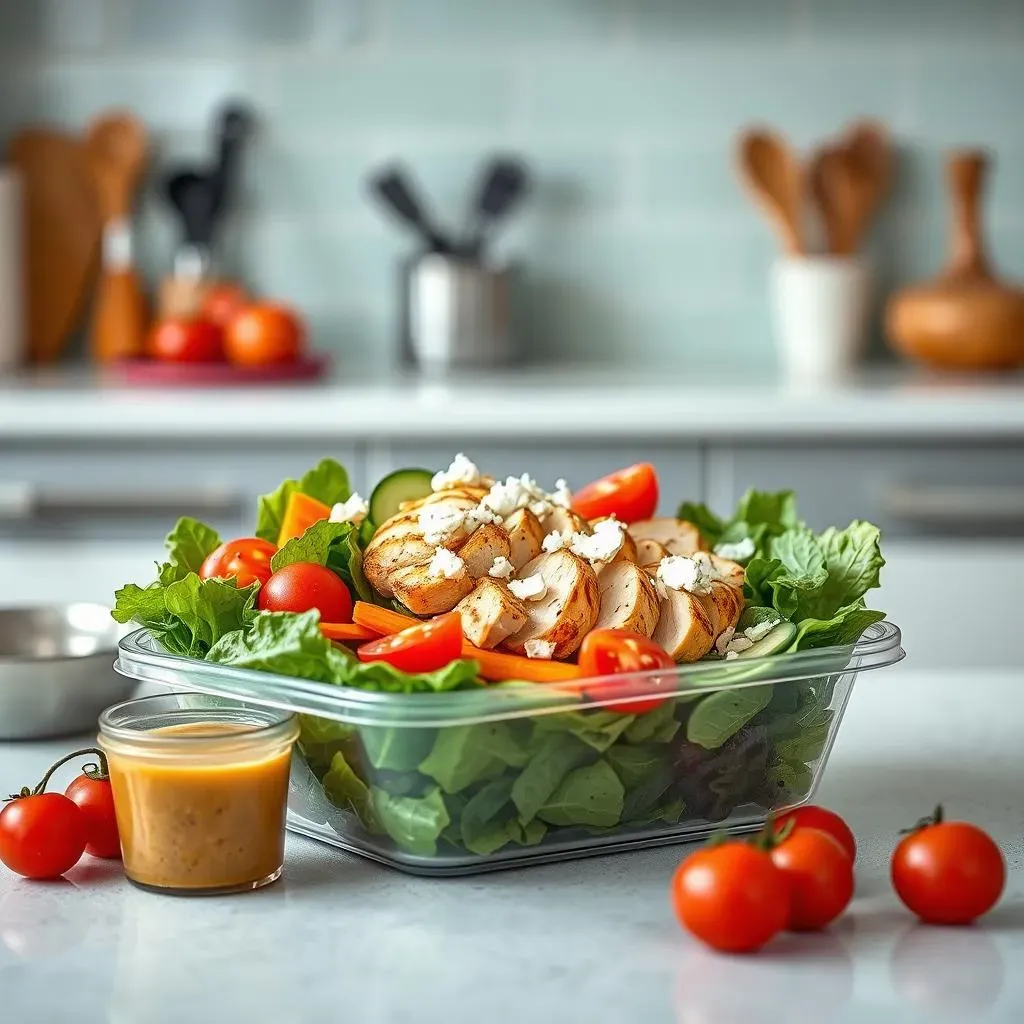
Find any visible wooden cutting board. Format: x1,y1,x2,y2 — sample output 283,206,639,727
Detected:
7,128,102,363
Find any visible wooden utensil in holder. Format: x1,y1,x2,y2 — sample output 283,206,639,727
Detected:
886,150,1024,371
86,111,148,363
736,129,805,255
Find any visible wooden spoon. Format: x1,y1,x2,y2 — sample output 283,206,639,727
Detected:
736,129,805,255
840,120,892,252
809,146,859,256
85,111,149,363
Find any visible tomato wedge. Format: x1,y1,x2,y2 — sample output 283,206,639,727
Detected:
577,628,676,714
357,612,463,674
571,463,658,523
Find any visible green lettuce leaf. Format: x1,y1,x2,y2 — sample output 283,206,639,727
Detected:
369,786,450,856
255,459,351,543
790,602,886,651
677,501,725,545
537,760,624,828
418,721,530,794
360,727,436,773
532,708,636,752
511,734,592,825
158,517,221,584
271,519,374,603
734,489,799,536
686,685,772,749
812,521,886,617
322,750,383,834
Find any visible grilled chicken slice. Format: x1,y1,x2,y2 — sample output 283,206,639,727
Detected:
504,507,545,569
652,588,716,663
590,517,638,564
635,538,669,568
695,579,743,637
710,554,744,591
594,560,660,637
543,507,591,537
457,522,512,579
504,550,600,659
455,579,528,649
363,535,436,598
399,486,490,513
628,518,705,556
390,559,474,616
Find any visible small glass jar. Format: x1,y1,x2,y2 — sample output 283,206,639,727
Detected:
98,694,299,896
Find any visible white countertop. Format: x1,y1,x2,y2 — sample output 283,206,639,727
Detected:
1,668,1022,1023
2,367,1024,441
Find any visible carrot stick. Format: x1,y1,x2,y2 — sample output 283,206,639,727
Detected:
351,601,581,683
320,622,380,642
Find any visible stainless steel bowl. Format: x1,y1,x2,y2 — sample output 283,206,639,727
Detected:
0,604,137,740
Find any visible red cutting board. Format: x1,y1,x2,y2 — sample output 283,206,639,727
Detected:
108,354,330,387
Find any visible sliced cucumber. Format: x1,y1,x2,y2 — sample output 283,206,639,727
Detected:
369,468,434,525
736,620,797,659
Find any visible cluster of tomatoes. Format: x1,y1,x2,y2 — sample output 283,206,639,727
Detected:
148,283,306,366
671,804,1006,954
0,750,121,880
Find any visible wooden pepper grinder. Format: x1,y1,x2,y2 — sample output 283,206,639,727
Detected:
85,111,148,363
886,150,1024,371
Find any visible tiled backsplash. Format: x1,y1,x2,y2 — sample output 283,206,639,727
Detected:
2,0,1024,371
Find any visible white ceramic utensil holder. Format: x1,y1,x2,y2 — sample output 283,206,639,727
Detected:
770,257,871,383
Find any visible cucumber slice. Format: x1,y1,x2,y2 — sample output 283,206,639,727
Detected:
736,621,797,659
369,468,433,525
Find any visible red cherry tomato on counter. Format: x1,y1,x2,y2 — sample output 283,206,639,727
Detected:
571,463,658,524
199,537,276,589
670,842,790,953
65,773,121,860
775,805,857,862
770,827,854,931
225,303,305,366
148,317,224,363
201,282,250,328
0,794,86,879
358,612,462,674
258,562,353,622
577,629,675,715
891,807,1004,925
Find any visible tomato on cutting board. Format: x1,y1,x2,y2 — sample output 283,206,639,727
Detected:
277,492,331,548
259,562,353,622
199,537,276,589
572,463,659,523
358,612,463,674
577,628,675,715
225,303,305,366
148,317,224,363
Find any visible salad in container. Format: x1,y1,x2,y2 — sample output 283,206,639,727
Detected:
113,456,904,875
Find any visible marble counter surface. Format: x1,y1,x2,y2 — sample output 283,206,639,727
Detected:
1,669,1022,1023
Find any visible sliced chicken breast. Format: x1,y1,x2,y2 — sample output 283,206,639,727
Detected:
635,538,669,568
543,507,591,537
399,486,490,514
390,560,474,616
628,518,705,556
710,554,745,591
652,588,716,663
455,579,528,649
504,507,545,569
594,560,660,637
504,550,600,659
362,535,436,598
590,517,638,564
457,522,512,579
694,580,743,638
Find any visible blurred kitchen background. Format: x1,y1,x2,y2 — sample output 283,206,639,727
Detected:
1,0,1023,667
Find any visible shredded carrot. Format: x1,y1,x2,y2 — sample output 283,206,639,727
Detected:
319,622,380,642
351,601,582,683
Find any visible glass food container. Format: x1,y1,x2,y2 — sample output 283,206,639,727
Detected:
115,622,903,877
98,694,299,894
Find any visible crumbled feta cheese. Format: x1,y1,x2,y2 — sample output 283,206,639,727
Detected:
329,492,368,525
714,537,756,562
488,556,515,580
715,628,754,657
524,639,555,660
715,626,736,656
509,573,547,601
725,650,739,661
744,618,781,643
657,555,713,596
728,636,754,655
541,530,569,553
569,518,625,563
431,453,482,492
529,499,553,520
427,548,464,579
419,504,466,545
464,504,502,534
482,476,532,517
550,479,572,509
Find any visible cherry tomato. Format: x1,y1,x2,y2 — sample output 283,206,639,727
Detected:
199,537,276,589
770,827,854,931
572,463,659,524
201,282,249,327
891,808,1004,925
577,628,675,715
148,317,224,363
65,774,120,860
358,612,462,674
671,842,790,953
258,562,353,622
776,805,857,862
225,303,305,366
0,794,86,879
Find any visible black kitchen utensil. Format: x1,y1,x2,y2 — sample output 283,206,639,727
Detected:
461,156,530,259
210,103,255,226
369,165,453,254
